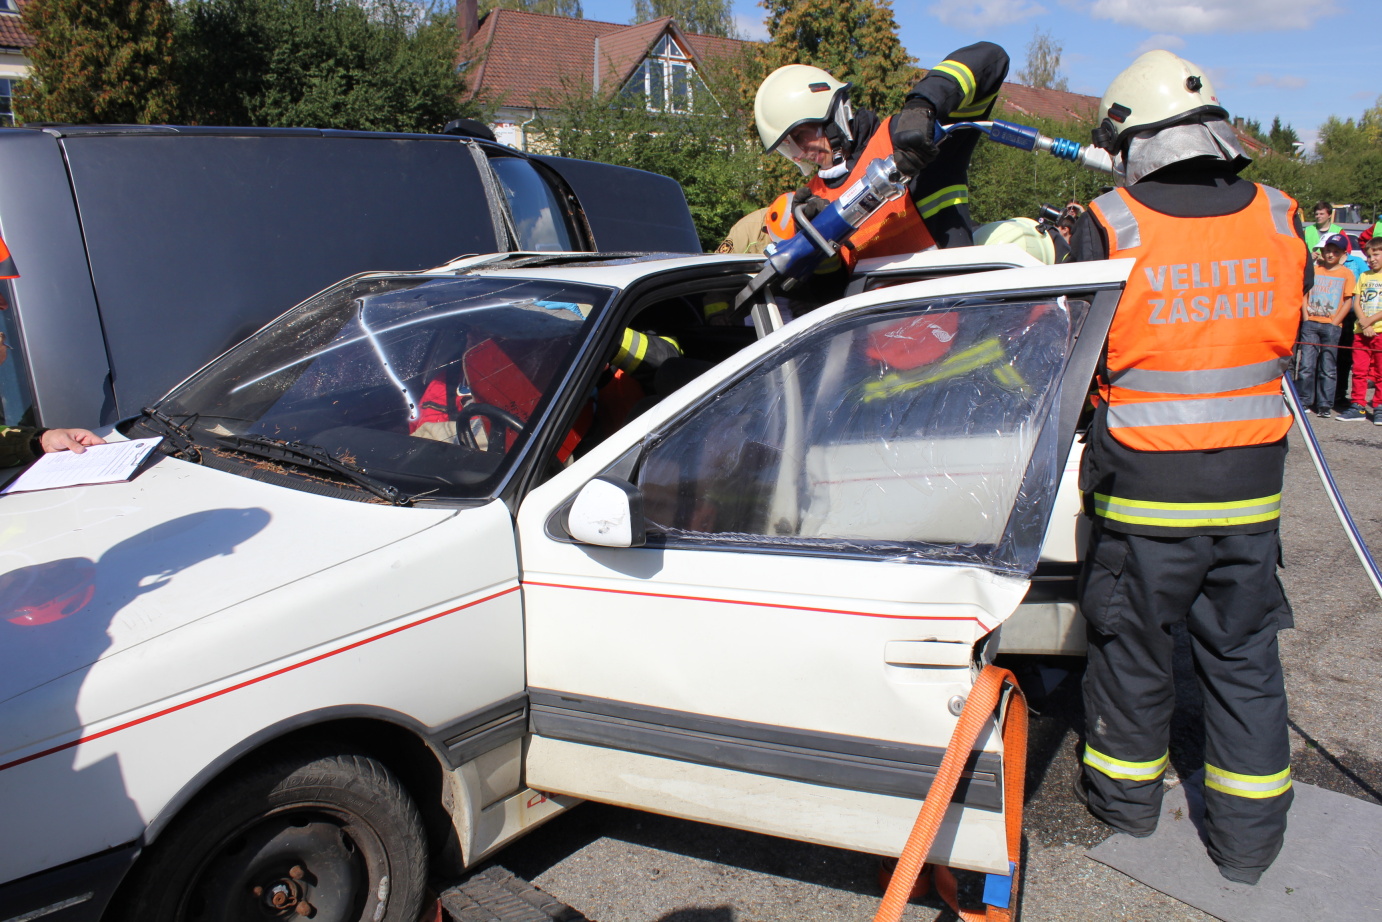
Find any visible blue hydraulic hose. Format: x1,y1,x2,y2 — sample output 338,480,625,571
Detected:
1282,375,1382,599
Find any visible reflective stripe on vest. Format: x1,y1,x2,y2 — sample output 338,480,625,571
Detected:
1204,763,1292,799
1092,492,1281,528
1088,184,1306,452
808,116,936,271
1082,745,1168,781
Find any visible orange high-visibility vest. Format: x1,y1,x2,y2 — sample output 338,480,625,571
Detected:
1088,185,1305,452
0,236,17,279
808,116,935,271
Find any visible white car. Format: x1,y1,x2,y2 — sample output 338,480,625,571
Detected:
0,247,1128,922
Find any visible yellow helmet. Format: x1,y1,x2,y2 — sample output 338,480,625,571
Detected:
1091,50,1227,154
973,217,1055,265
754,65,853,175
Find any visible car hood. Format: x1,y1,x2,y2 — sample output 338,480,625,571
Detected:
0,453,457,704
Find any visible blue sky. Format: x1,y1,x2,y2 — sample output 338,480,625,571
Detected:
574,0,1380,153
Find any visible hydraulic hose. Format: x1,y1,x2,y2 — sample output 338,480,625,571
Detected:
1282,375,1382,599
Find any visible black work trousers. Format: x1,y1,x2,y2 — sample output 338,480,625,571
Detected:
1079,523,1293,880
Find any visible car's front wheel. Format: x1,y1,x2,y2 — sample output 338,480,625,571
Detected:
111,748,427,922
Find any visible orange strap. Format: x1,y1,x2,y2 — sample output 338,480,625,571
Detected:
873,664,1028,922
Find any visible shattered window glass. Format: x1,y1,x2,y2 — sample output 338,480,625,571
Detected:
637,297,1086,576
157,275,613,499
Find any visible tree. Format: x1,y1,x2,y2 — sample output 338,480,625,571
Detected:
633,0,737,38
1016,28,1068,92
756,0,917,116
536,47,770,249
16,0,179,124
174,0,473,133
1267,116,1302,158
480,0,582,18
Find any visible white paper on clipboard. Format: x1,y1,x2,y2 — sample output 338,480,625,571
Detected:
2,437,163,494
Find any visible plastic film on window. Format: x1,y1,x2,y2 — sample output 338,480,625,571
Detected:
637,297,1085,577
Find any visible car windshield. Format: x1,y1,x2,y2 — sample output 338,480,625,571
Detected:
154,274,614,500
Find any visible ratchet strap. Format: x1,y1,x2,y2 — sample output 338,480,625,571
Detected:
874,664,1028,922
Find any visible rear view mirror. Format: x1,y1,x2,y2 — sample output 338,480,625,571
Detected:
567,477,646,548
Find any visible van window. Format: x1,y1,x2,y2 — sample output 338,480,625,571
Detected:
0,283,34,426
489,157,577,252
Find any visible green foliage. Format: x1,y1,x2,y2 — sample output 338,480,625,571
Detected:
967,113,1107,223
480,0,583,18
1016,28,1068,92
1267,116,1302,158
633,0,737,37
756,0,917,116
17,0,179,124
536,49,772,250
174,0,472,133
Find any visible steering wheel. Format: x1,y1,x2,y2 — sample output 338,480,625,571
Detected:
458,403,526,453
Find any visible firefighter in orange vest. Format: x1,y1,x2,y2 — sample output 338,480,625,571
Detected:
753,43,1009,283
1069,51,1313,885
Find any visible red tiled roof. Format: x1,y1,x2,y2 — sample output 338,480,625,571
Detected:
0,1,34,51
594,17,670,93
461,9,749,110
995,81,1097,123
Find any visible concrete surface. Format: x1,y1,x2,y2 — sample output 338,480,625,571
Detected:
473,417,1382,921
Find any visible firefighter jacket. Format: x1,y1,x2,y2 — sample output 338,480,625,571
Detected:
1079,177,1309,536
813,42,1009,253
808,116,935,271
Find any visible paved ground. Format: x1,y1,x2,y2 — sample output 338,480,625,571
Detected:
468,417,1382,921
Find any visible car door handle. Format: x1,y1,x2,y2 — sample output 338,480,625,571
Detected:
884,641,971,667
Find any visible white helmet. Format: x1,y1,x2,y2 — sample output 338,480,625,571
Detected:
973,217,1056,265
754,64,853,175
1090,50,1227,154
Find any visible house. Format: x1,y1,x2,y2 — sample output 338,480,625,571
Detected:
0,0,32,126
457,0,749,150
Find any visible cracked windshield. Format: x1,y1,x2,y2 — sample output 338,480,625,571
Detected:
154,275,613,499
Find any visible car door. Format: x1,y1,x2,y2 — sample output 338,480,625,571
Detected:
515,260,1130,872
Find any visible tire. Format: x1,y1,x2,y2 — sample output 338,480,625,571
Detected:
111,749,427,922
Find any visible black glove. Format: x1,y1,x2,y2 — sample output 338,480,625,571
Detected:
792,186,829,223
891,97,938,177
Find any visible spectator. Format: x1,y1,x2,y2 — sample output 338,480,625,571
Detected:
1304,201,1343,252
1,425,106,468
1297,234,1356,417
1338,238,1382,422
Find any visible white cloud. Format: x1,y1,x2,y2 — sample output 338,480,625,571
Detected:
1252,73,1307,89
927,0,1047,31
733,12,769,42
1089,0,1333,33
1133,34,1186,54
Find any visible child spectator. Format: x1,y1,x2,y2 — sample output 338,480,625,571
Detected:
1339,238,1382,421
1297,234,1356,417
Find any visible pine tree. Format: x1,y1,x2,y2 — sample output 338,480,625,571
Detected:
632,0,737,37
1267,116,1302,158
756,0,916,116
17,0,179,124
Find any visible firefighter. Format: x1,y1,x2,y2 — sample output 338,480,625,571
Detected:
753,42,1010,279
1069,50,1312,884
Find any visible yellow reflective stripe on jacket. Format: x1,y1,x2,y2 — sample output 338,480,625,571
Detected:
930,60,976,112
1083,746,1168,781
918,184,968,219
1204,764,1292,799
952,91,998,119
614,328,650,369
860,337,1005,401
1092,493,1282,528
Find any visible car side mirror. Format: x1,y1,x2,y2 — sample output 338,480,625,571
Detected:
566,476,646,548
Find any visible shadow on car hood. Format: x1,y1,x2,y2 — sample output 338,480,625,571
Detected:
0,454,457,706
